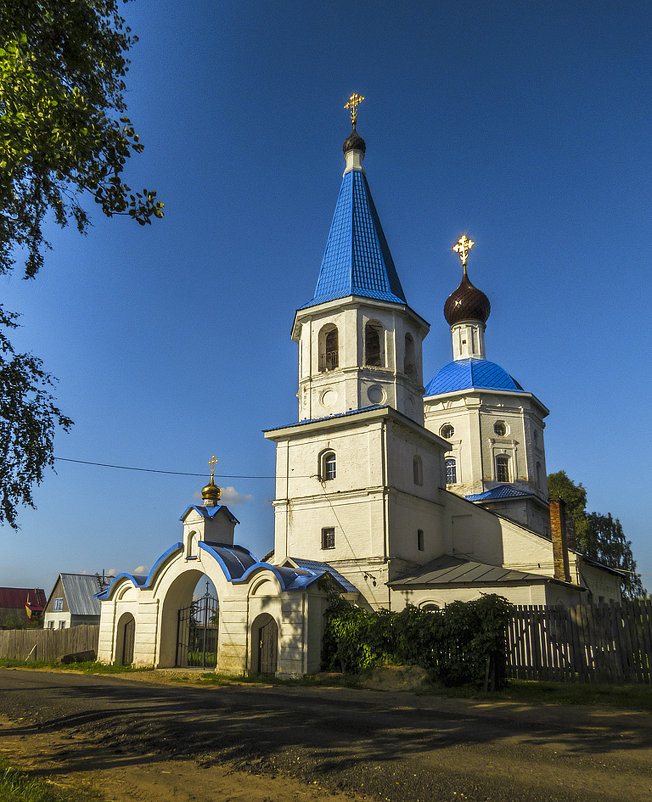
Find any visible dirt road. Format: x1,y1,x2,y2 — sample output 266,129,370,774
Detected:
0,668,651,801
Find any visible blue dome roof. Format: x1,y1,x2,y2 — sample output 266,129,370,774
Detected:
424,358,525,396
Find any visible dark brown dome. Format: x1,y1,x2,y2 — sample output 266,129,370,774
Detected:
343,128,366,154
444,272,491,326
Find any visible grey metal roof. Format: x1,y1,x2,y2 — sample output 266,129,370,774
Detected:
388,554,547,588
60,574,110,616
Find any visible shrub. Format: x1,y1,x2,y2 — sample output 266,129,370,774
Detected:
323,594,513,688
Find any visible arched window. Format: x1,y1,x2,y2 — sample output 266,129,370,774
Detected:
404,333,415,376
320,451,336,481
440,424,454,440
364,322,383,367
319,325,339,372
421,602,440,612
445,458,457,484
413,455,423,486
496,454,510,483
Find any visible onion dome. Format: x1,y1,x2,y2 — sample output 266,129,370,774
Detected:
201,476,221,506
343,127,366,154
444,272,491,326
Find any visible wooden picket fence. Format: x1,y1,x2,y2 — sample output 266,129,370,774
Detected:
0,624,99,662
507,600,652,683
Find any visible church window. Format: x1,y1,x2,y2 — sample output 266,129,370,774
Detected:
413,455,423,486
440,424,454,439
496,455,510,483
536,461,542,488
494,421,507,437
404,333,415,376
445,458,457,484
319,325,339,372
364,322,383,367
53,597,63,612
421,602,439,612
320,451,336,481
321,527,335,550
417,529,424,551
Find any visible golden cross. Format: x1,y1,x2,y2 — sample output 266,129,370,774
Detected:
452,235,475,273
207,454,218,480
344,92,365,126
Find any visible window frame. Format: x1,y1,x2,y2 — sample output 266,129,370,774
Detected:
320,450,336,481
445,457,457,484
440,423,455,440
53,597,63,612
321,527,335,550
496,454,510,483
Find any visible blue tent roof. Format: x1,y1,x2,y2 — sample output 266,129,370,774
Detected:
424,358,525,395
466,485,534,502
301,169,406,309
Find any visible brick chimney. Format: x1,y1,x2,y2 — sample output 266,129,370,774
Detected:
550,498,571,582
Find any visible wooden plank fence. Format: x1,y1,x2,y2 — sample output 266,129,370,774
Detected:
507,600,652,683
0,624,99,662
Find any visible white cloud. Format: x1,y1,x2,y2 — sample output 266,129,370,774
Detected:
219,486,253,506
132,565,148,575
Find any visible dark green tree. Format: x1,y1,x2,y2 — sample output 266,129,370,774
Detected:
548,471,646,599
0,1,161,526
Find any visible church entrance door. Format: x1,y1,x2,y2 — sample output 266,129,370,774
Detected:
252,613,278,674
175,584,218,668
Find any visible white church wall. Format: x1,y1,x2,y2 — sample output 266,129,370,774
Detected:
390,582,552,609
578,562,621,604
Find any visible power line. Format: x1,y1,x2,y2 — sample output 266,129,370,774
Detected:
54,456,276,480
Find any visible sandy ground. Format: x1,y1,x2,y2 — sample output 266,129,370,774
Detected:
1,667,651,802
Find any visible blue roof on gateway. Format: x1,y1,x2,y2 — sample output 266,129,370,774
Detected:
424,358,525,396
301,169,406,308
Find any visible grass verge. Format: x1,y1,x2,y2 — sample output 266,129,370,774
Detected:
0,657,152,675
0,758,103,802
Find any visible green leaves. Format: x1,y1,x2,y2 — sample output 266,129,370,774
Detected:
0,1,164,279
322,594,513,687
548,471,646,599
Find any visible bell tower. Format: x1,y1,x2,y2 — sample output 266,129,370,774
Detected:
292,96,429,424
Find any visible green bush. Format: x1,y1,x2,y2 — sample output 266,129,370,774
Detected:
323,595,513,688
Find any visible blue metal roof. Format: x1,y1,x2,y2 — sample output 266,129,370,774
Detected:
179,504,240,524
466,485,534,502
301,169,407,309
290,558,359,593
264,405,384,433
424,358,525,395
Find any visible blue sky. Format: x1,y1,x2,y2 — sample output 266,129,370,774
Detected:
2,0,651,596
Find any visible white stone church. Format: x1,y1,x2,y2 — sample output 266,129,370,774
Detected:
97,116,621,674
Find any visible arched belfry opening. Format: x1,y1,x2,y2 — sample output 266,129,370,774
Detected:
319,324,339,371
364,321,383,367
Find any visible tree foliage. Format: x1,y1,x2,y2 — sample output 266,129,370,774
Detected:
0,1,160,527
0,307,72,527
322,594,513,688
548,471,646,599
1,0,163,278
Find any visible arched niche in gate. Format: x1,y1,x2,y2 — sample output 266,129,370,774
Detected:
116,612,136,666
250,612,278,674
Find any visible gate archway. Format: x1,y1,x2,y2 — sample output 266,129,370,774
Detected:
176,584,219,668
251,613,278,674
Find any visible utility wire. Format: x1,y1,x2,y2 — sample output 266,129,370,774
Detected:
54,456,276,480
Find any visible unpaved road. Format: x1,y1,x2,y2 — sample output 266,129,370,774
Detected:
0,669,651,801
